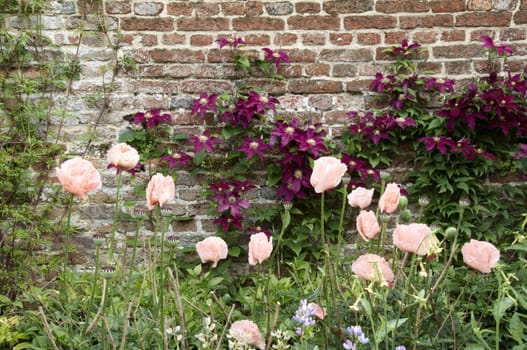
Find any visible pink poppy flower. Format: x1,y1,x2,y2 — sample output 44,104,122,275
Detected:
352,254,394,287
310,156,348,193
347,187,374,209
146,173,175,210
461,239,500,273
378,183,401,214
356,210,381,242
248,232,273,265
107,143,140,170
195,236,228,268
393,223,440,256
56,158,102,200
229,320,265,350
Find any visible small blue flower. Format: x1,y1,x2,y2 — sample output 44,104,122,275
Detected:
292,299,316,327
343,339,356,350
395,346,406,350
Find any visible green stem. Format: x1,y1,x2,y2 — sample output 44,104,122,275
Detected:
88,245,101,314
62,194,74,286
336,186,348,266
108,171,122,263
128,219,142,282
157,206,168,344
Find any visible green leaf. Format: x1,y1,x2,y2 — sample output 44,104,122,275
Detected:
493,296,515,322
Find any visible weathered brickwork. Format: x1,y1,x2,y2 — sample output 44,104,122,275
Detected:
4,0,526,264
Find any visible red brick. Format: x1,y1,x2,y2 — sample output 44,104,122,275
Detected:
246,1,264,16
413,31,438,44
221,2,245,15
308,95,333,111
140,34,158,46
456,12,512,27
190,34,213,46
324,110,349,124
194,3,220,16
288,16,341,30
357,33,381,45
233,17,285,31
357,63,383,76
162,33,186,45
242,79,287,94
433,44,483,58
166,3,192,16
181,80,233,94
130,80,179,94
177,18,229,31
514,5,527,24
284,49,317,63
163,65,193,78
399,15,454,29
333,64,358,77
416,62,442,74
445,61,471,75
441,30,466,41
302,33,326,45
121,17,173,31
106,1,131,14
346,79,372,92
323,0,373,14
508,60,527,72
194,64,223,78
384,32,407,44
430,0,465,12
245,34,271,46
376,0,429,13
288,79,342,93
305,63,330,76
295,2,321,14
469,30,495,42
150,49,206,63
500,28,526,41
344,15,396,29
275,33,298,45
320,49,373,62
330,33,353,45
207,49,238,63
277,65,303,78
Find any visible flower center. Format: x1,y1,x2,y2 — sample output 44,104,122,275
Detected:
260,96,268,103
249,141,259,149
228,196,237,203
285,126,295,135
272,52,280,58
294,169,302,179
145,112,152,119
199,97,208,104
307,138,316,146
511,81,516,86
433,136,440,142
199,135,209,142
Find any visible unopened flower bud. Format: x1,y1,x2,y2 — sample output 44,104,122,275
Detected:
459,197,471,209
380,214,391,223
398,196,408,210
134,206,148,220
342,176,351,185
283,202,293,211
380,171,391,181
102,265,116,279
92,233,106,247
161,206,173,217
165,235,180,247
418,196,430,207
399,209,412,223
444,227,458,240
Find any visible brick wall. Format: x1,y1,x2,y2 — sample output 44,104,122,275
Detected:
5,0,527,265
